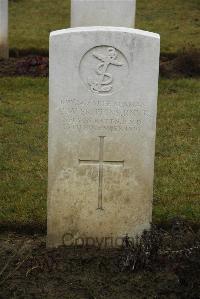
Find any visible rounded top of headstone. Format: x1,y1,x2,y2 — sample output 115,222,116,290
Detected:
50,27,160,40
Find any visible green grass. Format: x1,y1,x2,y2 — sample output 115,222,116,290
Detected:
9,0,200,54
137,0,200,53
0,77,199,228
154,79,200,222
0,77,48,227
10,0,70,53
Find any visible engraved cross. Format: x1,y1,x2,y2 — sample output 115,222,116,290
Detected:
79,136,124,210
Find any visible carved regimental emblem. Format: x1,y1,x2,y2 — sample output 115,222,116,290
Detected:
88,47,123,93
80,46,129,96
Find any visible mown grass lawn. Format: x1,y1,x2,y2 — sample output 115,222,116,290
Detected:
9,0,200,54
0,77,48,229
0,77,199,229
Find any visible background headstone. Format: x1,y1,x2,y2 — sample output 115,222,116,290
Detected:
0,0,8,59
48,27,160,248
71,0,136,28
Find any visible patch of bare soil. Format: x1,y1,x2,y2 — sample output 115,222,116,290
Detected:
0,56,48,77
0,47,199,78
160,47,200,78
0,219,199,299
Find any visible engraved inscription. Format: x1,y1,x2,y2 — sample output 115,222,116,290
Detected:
80,46,129,95
79,136,124,210
88,47,123,94
59,98,153,133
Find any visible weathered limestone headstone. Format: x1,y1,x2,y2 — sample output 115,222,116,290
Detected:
0,0,8,59
48,27,160,248
71,0,136,27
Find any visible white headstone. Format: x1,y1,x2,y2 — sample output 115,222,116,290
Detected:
48,27,160,248
0,0,8,59
71,0,136,28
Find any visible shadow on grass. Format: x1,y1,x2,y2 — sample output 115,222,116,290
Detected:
10,48,49,58
0,222,46,234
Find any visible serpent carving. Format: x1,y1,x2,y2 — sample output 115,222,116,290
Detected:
88,47,123,94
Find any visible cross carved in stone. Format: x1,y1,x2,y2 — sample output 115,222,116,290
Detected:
79,136,124,210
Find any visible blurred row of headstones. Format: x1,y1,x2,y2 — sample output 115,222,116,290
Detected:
0,0,136,59
0,0,8,58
